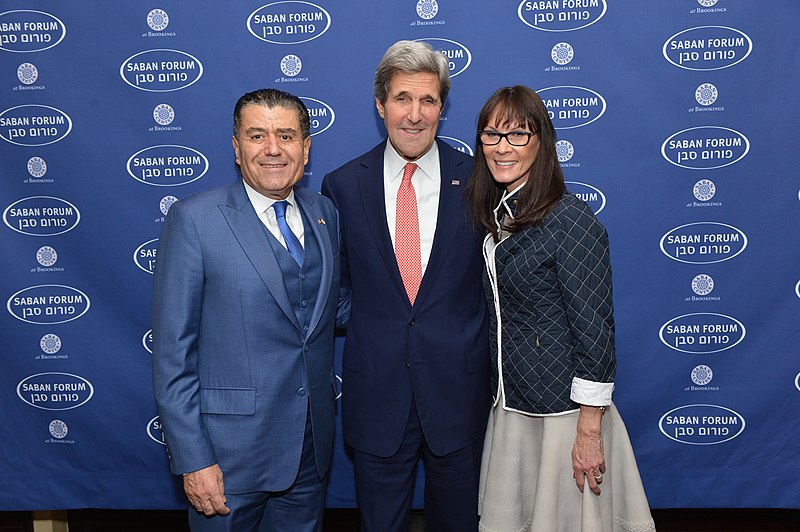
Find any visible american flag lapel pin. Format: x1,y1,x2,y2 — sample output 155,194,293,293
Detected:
317,218,326,225
451,179,461,186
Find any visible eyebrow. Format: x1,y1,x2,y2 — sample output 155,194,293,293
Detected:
244,126,299,135
393,90,438,102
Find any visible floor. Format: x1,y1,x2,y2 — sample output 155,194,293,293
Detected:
1,508,799,531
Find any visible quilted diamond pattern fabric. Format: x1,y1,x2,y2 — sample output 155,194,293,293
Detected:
483,193,616,414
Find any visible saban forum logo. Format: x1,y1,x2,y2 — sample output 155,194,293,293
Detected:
659,312,745,354
280,54,303,77
518,0,606,32
248,1,331,45
566,181,605,215
127,144,209,186
0,104,72,146
663,26,752,71
414,38,471,77
417,0,439,20
538,85,606,129
662,126,749,170
153,103,175,126
4,196,80,236
17,372,94,410
134,238,159,274
299,97,335,136
147,9,169,31
147,415,166,445
17,62,38,84
659,404,744,445
0,10,67,53
660,221,747,264
689,364,715,389
7,284,90,325
120,49,203,92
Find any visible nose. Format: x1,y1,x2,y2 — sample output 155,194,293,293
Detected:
407,101,422,124
264,135,282,156
495,137,512,153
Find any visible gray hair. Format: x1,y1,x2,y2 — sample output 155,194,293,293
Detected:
374,40,451,105
232,88,310,139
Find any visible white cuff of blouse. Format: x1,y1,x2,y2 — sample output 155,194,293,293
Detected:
570,376,614,407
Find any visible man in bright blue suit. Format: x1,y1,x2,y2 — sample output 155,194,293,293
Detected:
322,41,490,531
152,88,348,531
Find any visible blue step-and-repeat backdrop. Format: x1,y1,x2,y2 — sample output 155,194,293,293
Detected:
2,0,799,511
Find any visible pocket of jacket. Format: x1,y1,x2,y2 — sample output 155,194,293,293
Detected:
199,387,256,415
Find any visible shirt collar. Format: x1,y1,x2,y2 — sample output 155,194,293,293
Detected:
242,179,298,215
384,139,439,183
493,181,526,228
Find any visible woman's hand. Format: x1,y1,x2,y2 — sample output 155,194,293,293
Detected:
572,405,606,495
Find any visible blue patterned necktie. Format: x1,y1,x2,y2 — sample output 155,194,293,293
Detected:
272,200,304,267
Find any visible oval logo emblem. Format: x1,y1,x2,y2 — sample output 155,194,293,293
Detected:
134,238,159,274
143,329,154,354
414,38,472,78
661,126,749,170
795,372,800,393
7,284,91,324
537,86,606,129
663,26,753,71
660,221,747,264
796,279,800,301
517,0,607,32
120,49,203,92
127,145,209,186
247,1,331,45
0,104,72,146
659,312,746,354
3,196,80,236
299,97,335,136
439,136,474,157
566,181,606,214
147,415,166,445
17,372,94,411
659,404,745,445
0,10,67,53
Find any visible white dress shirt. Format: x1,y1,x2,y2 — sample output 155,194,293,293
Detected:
383,141,440,274
243,180,305,249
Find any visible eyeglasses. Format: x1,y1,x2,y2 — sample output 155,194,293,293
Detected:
479,130,536,146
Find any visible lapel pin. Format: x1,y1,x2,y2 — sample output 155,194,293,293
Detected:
317,218,326,225
451,179,461,186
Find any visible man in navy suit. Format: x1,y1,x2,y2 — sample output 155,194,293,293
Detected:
152,88,347,531
322,41,490,531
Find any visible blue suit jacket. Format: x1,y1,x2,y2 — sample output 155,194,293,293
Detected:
322,139,490,457
151,180,346,493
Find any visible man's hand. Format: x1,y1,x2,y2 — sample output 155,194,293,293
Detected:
184,464,231,516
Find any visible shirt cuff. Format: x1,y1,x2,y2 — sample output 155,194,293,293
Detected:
570,376,614,406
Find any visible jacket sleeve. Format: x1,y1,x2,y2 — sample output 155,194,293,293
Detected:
554,201,616,405
151,200,218,475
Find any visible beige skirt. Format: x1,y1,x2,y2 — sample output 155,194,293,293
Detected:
478,403,655,532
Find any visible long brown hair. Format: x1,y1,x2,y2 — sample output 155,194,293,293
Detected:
466,85,565,242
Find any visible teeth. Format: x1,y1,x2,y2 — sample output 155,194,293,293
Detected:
495,161,516,166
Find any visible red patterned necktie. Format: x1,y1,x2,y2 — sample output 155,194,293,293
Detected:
395,162,422,305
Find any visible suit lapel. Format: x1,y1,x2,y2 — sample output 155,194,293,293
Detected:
295,187,332,338
357,142,410,303
414,140,467,308
219,181,301,331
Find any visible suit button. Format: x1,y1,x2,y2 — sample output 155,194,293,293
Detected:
301,300,308,308
300,273,307,280
405,360,411,368
297,387,307,397
409,319,415,326
303,325,309,331
304,346,309,352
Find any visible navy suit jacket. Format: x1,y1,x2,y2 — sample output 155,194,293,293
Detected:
151,180,346,494
322,139,490,457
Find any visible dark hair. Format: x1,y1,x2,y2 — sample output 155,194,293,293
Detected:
232,88,310,139
374,40,451,106
466,85,565,242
